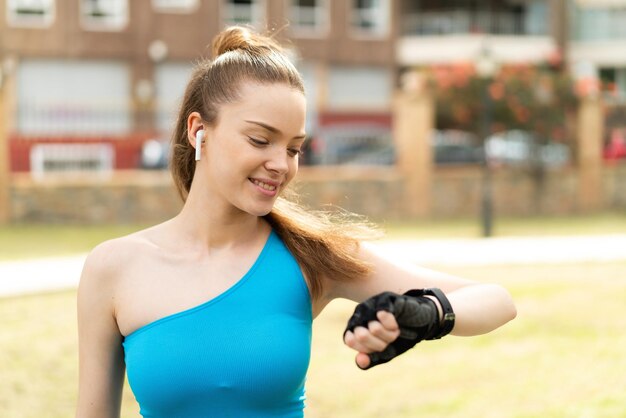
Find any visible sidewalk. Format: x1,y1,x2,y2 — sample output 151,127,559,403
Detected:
377,234,626,266
0,254,86,298
1,234,626,298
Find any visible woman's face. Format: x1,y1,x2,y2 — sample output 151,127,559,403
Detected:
202,81,306,217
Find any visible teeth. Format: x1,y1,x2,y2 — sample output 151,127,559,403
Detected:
252,179,276,191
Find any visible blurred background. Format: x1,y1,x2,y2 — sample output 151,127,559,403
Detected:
0,1,625,417
0,0,624,225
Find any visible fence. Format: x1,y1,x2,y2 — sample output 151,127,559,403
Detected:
16,100,134,136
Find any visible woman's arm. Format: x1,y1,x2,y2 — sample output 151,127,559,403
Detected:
76,243,126,418
330,241,517,368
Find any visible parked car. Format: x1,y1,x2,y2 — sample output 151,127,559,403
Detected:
431,129,483,165
485,130,571,168
309,124,395,165
603,130,626,161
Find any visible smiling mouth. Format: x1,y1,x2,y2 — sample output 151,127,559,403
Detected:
250,178,278,191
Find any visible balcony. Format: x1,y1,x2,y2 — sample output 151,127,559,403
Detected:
571,5,626,41
397,6,554,66
401,9,548,37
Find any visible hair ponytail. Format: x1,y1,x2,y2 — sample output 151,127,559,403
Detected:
265,198,379,300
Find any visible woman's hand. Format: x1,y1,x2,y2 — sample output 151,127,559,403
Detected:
343,311,401,369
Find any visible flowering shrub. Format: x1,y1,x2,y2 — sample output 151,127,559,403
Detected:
426,61,579,146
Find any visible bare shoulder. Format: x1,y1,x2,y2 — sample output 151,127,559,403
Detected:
79,226,161,293
82,235,139,276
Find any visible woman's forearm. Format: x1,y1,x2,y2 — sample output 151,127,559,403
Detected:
447,284,517,336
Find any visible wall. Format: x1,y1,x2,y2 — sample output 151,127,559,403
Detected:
433,166,578,218
8,164,626,224
10,171,181,224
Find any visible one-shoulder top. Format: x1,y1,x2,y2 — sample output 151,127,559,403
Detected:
122,230,313,417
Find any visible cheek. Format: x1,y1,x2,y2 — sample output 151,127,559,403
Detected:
207,153,236,186
207,140,240,172
285,158,299,183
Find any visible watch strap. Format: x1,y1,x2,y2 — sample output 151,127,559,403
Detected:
405,288,455,340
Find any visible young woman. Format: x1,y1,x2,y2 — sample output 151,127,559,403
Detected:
76,26,516,418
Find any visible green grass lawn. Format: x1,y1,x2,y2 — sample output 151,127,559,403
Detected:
1,211,625,261
0,223,149,261
1,261,625,418
381,211,626,239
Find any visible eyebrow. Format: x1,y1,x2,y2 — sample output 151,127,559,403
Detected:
244,120,306,140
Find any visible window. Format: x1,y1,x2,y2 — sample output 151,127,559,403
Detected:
17,59,132,135
154,63,194,134
290,0,328,36
328,66,391,110
350,0,389,37
30,144,115,180
524,0,548,36
6,0,55,27
152,0,198,13
296,62,319,135
81,0,128,31
223,0,264,26
572,4,626,41
599,67,626,100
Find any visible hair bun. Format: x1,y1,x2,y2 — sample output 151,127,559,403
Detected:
211,26,282,58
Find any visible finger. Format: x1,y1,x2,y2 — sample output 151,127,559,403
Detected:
355,352,371,370
353,326,389,353
344,330,358,348
344,329,372,353
376,310,400,332
368,320,401,343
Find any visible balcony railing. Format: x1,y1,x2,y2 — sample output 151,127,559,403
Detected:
572,7,626,41
402,10,548,36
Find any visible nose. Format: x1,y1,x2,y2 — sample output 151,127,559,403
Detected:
264,148,290,175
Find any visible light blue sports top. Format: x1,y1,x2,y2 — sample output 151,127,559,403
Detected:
122,230,313,418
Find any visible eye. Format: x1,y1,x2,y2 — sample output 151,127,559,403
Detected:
287,148,303,157
248,136,268,146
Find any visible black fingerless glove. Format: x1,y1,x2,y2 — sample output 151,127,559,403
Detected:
344,288,455,370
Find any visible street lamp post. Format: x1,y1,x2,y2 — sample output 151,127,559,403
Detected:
475,43,499,238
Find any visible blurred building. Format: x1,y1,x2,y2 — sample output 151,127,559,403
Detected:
0,0,397,173
0,0,625,175
569,0,626,100
398,1,564,67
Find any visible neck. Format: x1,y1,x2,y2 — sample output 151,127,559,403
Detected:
171,184,267,250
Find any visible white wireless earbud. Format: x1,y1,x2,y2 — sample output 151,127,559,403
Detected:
195,129,204,161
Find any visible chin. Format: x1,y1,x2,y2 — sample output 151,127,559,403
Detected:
246,204,275,217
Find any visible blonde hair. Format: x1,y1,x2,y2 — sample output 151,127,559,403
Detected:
170,26,378,300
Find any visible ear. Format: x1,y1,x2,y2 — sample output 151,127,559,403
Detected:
186,111,205,149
